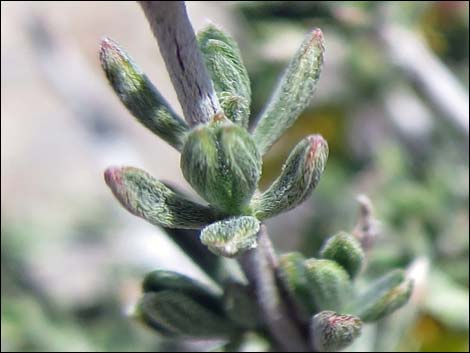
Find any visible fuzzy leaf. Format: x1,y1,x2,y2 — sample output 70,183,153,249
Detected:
138,291,236,338
143,270,222,313
104,166,215,229
100,38,188,150
200,216,260,257
278,252,315,320
223,281,261,329
351,270,413,322
253,29,325,155
311,311,362,352
198,25,251,128
320,232,365,279
304,259,351,312
181,122,261,213
253,134,328,220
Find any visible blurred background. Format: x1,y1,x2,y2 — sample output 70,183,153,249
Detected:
1,1,468,351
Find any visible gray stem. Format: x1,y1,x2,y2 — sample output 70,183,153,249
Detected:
238,225,309,352
139,1,220,126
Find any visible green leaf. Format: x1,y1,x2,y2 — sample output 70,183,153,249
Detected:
304,259,351,312
100,38,189,150
104,166,215,229
198,25,251,128
138,291,236,338
320,232,365,279
223,281,261,329
311,311,362,352
142,270,222,312
181,122,261,213
253,134,328,220
351,270,413,322
253,28,325,155
278,252,315,320
200,216,260,257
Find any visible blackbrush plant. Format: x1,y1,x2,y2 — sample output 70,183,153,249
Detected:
101,2,413,351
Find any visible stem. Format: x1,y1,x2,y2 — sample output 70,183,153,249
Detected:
238,225,310,352
139,1,220,126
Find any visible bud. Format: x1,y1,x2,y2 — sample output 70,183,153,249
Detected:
142,270,222,313
279,252,315,319
304,259,351,312
223,281,261,329
198,25,251,128
181,122,261,213
200,216,260,257
138,291,236,338
253,29,325,155
320,232,365,279
352,270,413,322
254,135,328,220
104,166,215,229
311,311,362,352
100,38,188,150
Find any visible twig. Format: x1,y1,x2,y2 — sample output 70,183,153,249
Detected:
238,226,309,352
377,19,469,137
139,1,220,126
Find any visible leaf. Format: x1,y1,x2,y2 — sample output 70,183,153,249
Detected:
142,270,222,313
198,25,251,128
320,232,365,279
253,134,328,220
200,216,260,258
253,28,325,155
278,252,315,320
104,166,215,229
181,122,261,213
304,259,351,312
311,311,362,352
138,291,236,338
351,270,413,322
100,38,188,150
223,281,261,329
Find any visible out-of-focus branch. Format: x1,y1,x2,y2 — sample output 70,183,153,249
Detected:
378,22,469,137
138,1,220,126
238,225,309,352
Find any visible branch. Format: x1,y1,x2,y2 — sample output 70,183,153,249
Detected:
238,226,309,352
139,1,221,126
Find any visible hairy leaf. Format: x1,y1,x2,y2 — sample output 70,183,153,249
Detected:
104,166,215,229
198,25,251,128
320,232,365,279
181,122,261,213
100,38,188,150
253,134,328,220
304,259,351,312
200,216,260,257
253,29,324,155
311,311,362,352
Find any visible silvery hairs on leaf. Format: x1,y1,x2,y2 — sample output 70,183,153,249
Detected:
104,166,215,229
278,252,315,321
200,216,260,258
320,232,365,279
181,121,261,213
254,134,328,220
100,38,188,151
198,25,251,128
311,311,362,352
139,290,236,338
351,269,414,322
253,28,325,155
304,259,351,313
